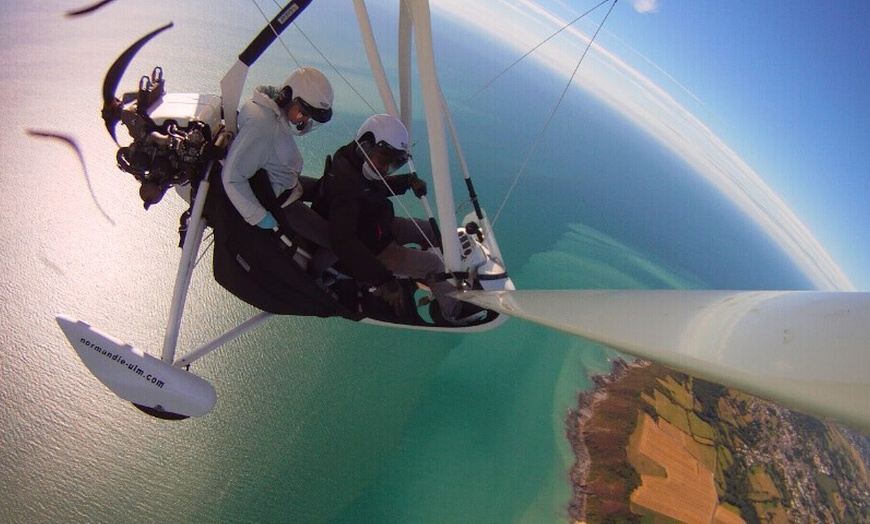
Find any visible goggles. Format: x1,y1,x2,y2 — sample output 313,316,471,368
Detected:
369,142,410,175
295,97,332,124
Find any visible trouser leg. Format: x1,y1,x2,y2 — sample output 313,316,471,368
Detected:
391,217,438,248
376,242,459,318
281,201,337,274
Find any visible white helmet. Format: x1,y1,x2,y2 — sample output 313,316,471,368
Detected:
278,67,333,135
355,114,411,180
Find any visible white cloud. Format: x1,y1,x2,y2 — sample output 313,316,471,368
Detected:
631,0,660,14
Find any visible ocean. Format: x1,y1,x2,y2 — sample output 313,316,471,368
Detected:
0,2,812,522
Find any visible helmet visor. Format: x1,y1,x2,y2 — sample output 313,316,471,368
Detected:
370,142,410,175
295,97,332,123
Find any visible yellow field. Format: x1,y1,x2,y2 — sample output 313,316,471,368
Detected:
628,413,740,523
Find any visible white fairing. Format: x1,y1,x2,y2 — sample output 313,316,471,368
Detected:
57,315,217,417
455,227,513,293
457,290,870,431
457,229,487,268
142,92,223,129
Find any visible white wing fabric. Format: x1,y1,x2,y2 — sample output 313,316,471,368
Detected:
458,290,870,431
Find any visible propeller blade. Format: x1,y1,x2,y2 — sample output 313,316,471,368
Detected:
458,290,870,431
65,0,117,17
101,22,173,143
26,129,115,224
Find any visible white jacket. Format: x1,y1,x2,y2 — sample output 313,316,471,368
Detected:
222,86,304,225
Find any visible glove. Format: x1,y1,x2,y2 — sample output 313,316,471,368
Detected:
374,279,405,314
256,212,277,230
408,173,427,198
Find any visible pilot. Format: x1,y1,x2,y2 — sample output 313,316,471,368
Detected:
313,113,485,326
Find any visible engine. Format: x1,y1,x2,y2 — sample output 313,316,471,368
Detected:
111,67,225,208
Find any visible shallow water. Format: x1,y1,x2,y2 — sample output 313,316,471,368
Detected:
0,2,811,522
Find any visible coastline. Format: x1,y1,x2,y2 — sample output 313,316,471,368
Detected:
565,358,647,523
565,358,870,523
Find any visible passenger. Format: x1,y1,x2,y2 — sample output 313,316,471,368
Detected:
313,113,485,326
222,67,335,271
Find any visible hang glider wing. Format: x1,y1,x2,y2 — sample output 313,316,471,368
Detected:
457,290,870,431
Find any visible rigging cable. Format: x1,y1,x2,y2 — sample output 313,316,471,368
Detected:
256,0,445,259
252,0,302,69
264,0,379,115
463,0,612,105
289,23,380,115
293,0,444,257
491,0,618,227
194,232,215,270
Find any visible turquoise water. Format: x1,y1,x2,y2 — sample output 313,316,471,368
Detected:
0,2,812,522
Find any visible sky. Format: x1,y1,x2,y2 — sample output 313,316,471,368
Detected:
18,0,867,291
430,0,870,291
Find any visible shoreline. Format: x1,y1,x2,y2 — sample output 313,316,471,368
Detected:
563,358,870,523
565,358,648,523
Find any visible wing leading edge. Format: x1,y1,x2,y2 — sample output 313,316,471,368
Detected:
458,290,870,431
